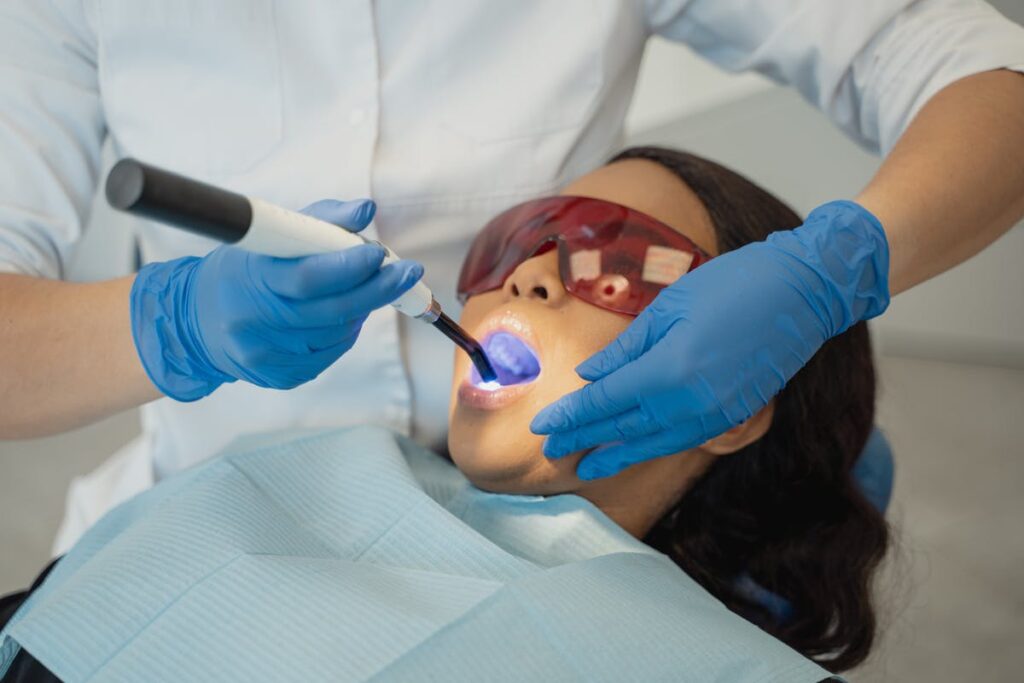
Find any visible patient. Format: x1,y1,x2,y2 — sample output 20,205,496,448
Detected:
449,146,889,670
0,147,887,682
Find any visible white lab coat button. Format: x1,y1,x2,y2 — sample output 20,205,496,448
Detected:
349,108,367,126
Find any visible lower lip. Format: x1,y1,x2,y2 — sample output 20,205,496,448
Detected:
457,378,535,410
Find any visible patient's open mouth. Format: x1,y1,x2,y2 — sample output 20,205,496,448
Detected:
458,314,543,410
472,332,541,387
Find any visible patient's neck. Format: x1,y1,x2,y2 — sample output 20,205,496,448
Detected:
576,449,714,539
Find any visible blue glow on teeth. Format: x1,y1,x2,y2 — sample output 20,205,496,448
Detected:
472,332,541,387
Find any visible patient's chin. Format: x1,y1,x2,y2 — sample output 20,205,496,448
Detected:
456,450,581,495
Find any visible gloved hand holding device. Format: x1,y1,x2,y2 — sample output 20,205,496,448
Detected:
532,200,891,480
130,198,424,401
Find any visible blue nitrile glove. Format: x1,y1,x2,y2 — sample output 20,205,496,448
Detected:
532,200,890,480
130,199,423,401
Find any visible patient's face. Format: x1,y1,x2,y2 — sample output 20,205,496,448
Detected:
447,159,718,495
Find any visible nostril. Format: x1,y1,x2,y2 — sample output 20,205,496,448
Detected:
510,283,520,296
532,286,548,300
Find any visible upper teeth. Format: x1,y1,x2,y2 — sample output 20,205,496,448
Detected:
486,333,539,379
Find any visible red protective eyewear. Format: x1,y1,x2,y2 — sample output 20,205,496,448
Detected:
457,195,712,316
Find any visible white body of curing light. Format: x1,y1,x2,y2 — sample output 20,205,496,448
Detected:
105,158,497,382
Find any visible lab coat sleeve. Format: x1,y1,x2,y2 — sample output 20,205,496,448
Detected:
0,0,105,278
646,0,1024,154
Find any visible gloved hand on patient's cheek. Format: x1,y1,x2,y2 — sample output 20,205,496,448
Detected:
130,198,424,400
532,200,890,480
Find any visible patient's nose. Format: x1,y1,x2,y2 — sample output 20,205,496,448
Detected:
502,252,567,306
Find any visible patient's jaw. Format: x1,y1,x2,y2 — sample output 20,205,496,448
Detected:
446,160,769,537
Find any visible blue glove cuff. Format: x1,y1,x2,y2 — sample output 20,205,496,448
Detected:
768,200,890,338
130,258,233,402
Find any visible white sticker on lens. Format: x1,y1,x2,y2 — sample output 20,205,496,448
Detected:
570,248,602,281
642,245,693,285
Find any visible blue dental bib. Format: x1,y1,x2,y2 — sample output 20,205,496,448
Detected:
1,427,834,682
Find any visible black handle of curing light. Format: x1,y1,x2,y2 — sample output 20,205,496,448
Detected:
105,158,253,243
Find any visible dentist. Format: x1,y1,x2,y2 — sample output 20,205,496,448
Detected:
1,1,1022,551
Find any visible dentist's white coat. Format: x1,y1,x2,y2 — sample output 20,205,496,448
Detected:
0,0,1020,553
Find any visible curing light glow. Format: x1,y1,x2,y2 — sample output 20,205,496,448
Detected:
471,332,541,388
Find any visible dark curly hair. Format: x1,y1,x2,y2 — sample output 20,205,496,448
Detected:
611,146,890,672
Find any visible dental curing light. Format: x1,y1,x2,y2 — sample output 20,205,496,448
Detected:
105,158,497,383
